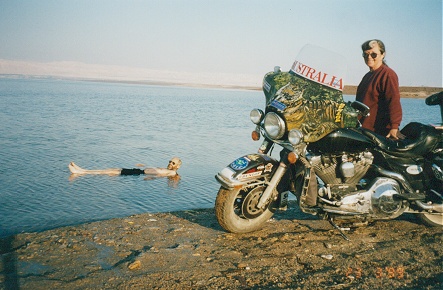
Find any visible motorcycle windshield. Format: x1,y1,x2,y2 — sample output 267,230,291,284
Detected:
291,44,346,91
263,44,358,142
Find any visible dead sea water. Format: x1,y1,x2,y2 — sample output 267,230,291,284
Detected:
0,77,440,237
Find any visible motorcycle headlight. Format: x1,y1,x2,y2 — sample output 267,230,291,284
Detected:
264,112,286,139
288,129,303,145
250,109,264,124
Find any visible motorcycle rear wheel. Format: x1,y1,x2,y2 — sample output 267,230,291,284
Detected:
418,213,443,227
215,185,277,233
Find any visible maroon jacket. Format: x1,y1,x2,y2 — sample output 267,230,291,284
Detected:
356,65,402,136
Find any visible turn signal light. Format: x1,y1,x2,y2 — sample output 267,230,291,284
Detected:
251,130,260,141
287,152,297,164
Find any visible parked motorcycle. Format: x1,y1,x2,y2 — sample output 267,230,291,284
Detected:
215,44,443,236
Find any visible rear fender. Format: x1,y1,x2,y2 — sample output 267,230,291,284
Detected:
215,153,279,189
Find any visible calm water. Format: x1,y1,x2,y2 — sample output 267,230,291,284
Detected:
0,78,440,237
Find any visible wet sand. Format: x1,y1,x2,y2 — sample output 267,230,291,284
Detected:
1,202,442,289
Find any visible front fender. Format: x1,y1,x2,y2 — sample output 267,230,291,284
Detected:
215,153,279,189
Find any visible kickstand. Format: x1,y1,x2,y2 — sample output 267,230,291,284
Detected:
328,217,351,241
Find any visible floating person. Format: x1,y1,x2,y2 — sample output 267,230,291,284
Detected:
68,157,182,178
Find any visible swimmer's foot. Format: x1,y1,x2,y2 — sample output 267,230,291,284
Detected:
69,162,86,174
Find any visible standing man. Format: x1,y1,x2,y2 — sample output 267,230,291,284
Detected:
356,39,403,139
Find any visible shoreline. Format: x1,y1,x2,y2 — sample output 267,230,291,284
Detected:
1,203,442,289
1,74,441,97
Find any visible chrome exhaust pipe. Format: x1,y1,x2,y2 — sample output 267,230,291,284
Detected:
415,200,443,213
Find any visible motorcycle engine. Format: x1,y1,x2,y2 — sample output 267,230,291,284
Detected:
310,151,374,199
336,177,405,218
309,151,405,218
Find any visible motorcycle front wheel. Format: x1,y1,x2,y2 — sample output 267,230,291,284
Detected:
215,185,277,233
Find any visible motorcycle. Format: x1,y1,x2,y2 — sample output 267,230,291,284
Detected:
214,44,443,237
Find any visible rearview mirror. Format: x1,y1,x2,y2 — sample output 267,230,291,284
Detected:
351,101,370,117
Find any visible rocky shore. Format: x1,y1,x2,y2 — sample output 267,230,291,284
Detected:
1,202,442,289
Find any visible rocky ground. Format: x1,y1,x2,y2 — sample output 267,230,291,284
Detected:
1,202,442,290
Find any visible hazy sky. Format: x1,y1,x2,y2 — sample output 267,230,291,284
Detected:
0,0,441,87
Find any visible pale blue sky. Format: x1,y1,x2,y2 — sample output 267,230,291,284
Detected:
0,0,441,86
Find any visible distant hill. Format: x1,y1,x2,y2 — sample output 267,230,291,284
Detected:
343,85,442,98
0,57,441,97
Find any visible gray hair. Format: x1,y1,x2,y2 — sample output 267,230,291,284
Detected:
361,39,387,65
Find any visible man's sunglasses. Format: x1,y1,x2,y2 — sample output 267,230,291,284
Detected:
362,52,378,59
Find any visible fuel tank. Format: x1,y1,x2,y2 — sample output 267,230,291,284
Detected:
308,128,375,154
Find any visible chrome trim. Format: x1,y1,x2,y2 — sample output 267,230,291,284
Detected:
250,109,265,125
257,162,287,209
432,164,443,181
430,189,443,200
263,112,286,139
215,173,246,189
322,207,361,215
214,167,268,190
288,129,303,146
372,165,415,194
415,201,443,213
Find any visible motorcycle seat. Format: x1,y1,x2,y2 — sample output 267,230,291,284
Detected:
361,122,441,157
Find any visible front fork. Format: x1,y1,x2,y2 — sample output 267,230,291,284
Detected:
256,137,289,209
257,161,288,209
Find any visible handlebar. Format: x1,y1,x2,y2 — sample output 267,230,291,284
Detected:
425,91,443,106
426,91,443,124
351,101,370,117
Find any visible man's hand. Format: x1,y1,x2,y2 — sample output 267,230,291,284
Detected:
386,129,405,140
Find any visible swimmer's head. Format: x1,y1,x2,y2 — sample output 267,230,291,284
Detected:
167,157,182,171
